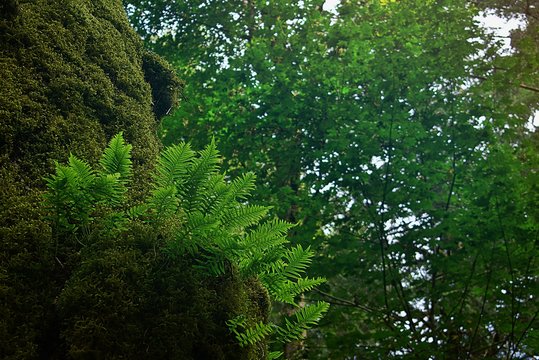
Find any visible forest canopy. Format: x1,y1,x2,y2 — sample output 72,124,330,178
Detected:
124,0,538,358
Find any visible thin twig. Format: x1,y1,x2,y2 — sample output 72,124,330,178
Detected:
470,75,539,93
511,310,539,359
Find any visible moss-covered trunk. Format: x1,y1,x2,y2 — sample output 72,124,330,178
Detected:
0,1,267,359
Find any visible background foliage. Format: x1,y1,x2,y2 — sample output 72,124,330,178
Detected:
125,0,538,358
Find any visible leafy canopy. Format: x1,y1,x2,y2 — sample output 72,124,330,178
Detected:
124,0,539,358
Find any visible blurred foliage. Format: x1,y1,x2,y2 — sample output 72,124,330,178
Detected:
125,0,538,358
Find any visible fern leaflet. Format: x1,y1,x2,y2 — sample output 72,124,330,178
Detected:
154,141,195,189
276,302,330,343
99,132,132,183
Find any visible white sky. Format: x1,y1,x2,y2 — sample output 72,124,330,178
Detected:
321,0,537,128
477,11,525,53
322,0,340,12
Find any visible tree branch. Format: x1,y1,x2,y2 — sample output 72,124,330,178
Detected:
313,288,383,314
470,75,539,93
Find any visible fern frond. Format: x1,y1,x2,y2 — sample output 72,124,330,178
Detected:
199,174,229,213
233,321,274,347
222,205,269,233
282,245,313,279
182,140,221,210
186,211,219,234
269,351,284,360
59,162,94,216
99,132,132,183
44,159,96,231
92,173,123,205
44,163,73,229
189,139,221,180
272,277,326,305
68,154,96,188
44,162,70,199
258,270,285,296
194,255,227,276
241,248,286,278
149,185,178,219
226,315,247,333
126,204,149,219
203,172,256,219
276,302,329,343
242,219,294,251
229,172,256,201
154,142,195,189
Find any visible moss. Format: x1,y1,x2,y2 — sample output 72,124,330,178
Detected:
142,50,183,120
0,0,183,190
0,0,19,22
56,224,269,359
0,0,268,358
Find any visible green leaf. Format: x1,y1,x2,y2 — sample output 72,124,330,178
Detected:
154,141,195,189
276,302,330,343
99,132,132,183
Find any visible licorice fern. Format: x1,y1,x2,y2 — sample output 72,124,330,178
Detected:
44,133,131,234
276,301,330,343
44,133,328,356
226,316,275,347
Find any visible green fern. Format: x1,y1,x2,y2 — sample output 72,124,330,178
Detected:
271,277,326,306
154,141,195,189
99,132,132,184
228,171,257,201
92,173,124,206
148,185,178,220
182,139,221,211
44,133,133,235
222,205,269,233
237,219,294,276
252,245,319,305
69,154,96,188
44,133,329,353
227,317,275,347
126,204,149,220
242,219,295,250
281,245,313,279
276,302,330,343
44,161,93,230
268,351,284,360
197,174,231,216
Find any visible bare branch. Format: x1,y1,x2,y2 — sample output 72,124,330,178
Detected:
470,75,539,93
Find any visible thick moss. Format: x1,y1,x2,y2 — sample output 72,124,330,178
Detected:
0,0,164,186
142,51,183,120
57,224,268,359
0,1,267,358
